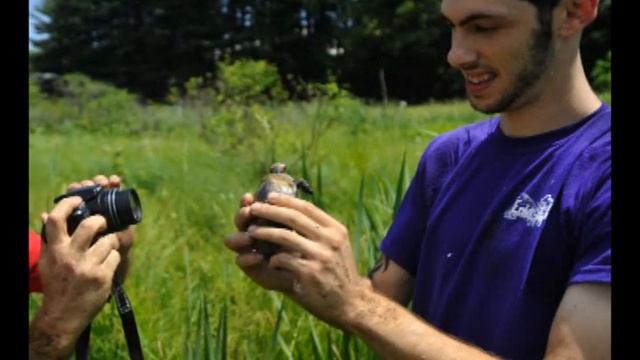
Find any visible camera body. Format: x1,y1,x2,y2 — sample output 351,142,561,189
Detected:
53,185,143,238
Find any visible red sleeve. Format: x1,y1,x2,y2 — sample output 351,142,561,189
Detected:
29,230,43,293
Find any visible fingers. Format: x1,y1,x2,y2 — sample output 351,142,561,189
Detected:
70,215,108,251
67,174,122,191
44,196,84,245
249,202,325,240
67,178,97,190
224,232,255,252
234,193,255,231
115,227,135,251
235,252,264,268
233,252,295,292
248,225,324,258
268,252,310,275
91,174,109,186
87,233,120,265
240,193,254,207
101,249,122,275
107,174,122,187
65,179,93,189
234,205,254,231
67,181,80,190
266,193,340,228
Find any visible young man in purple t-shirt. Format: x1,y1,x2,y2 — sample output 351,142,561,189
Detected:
226,0,610,358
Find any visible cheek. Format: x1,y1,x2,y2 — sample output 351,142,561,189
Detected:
496,43,531,80
490,26,536,70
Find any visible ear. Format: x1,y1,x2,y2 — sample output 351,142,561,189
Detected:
558,0,599,37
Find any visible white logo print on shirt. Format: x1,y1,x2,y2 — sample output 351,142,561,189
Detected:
503,193,555,227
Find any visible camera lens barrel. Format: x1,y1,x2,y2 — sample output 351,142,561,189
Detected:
96,188,143,232
45,185,143,244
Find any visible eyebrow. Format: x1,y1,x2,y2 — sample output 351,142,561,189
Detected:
442,12,504,27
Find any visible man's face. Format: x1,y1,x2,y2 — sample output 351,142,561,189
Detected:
442,0,554,114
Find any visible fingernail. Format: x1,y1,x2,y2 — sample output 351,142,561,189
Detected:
247,225,256,233
267,192,280,200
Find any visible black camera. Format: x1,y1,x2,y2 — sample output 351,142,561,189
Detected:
46,185,144,359
52,185,143,237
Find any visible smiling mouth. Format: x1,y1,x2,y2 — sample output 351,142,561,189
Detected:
462,70,498,96
465,72,496,85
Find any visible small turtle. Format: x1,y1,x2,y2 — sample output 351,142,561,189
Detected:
251,162,313,258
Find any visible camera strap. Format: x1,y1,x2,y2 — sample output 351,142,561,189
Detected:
75,281,144,360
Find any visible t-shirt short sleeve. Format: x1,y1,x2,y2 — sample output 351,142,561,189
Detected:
568,147,611,285
379,159,429,276
379,120,495,277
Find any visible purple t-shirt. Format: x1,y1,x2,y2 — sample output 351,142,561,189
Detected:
380,104,611,359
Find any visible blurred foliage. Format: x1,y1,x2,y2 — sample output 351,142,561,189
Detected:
591,50,611,94
215,59,289,106
29,73,145,134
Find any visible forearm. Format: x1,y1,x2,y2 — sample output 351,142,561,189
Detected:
344,285,500,360
369,255,414,306
29,308,79,360
242,195,498,358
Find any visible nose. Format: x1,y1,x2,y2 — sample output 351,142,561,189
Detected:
447,31,477,69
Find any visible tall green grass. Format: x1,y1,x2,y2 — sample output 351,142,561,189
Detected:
29,97,485,359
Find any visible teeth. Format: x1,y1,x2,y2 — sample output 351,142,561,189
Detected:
467,73,493,84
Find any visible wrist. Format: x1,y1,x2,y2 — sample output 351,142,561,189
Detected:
341,279,407,338
340,277,377,332
30,306,82,359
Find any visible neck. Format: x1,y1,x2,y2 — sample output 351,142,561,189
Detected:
499,53,602,138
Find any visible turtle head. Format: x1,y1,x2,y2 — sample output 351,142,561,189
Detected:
295,179,313,195
270,162,287,174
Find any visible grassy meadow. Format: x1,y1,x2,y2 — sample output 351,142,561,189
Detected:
28,75,610,359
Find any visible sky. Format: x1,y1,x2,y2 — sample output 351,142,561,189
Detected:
29,0,48,50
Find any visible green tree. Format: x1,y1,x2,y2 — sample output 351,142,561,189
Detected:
337,0,462,103
31,0,225,101
582,0,610,88
30,0,609,103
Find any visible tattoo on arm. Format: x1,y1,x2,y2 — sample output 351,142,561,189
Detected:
367,255,390,280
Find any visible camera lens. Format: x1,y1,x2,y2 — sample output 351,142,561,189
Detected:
98,188,143,231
